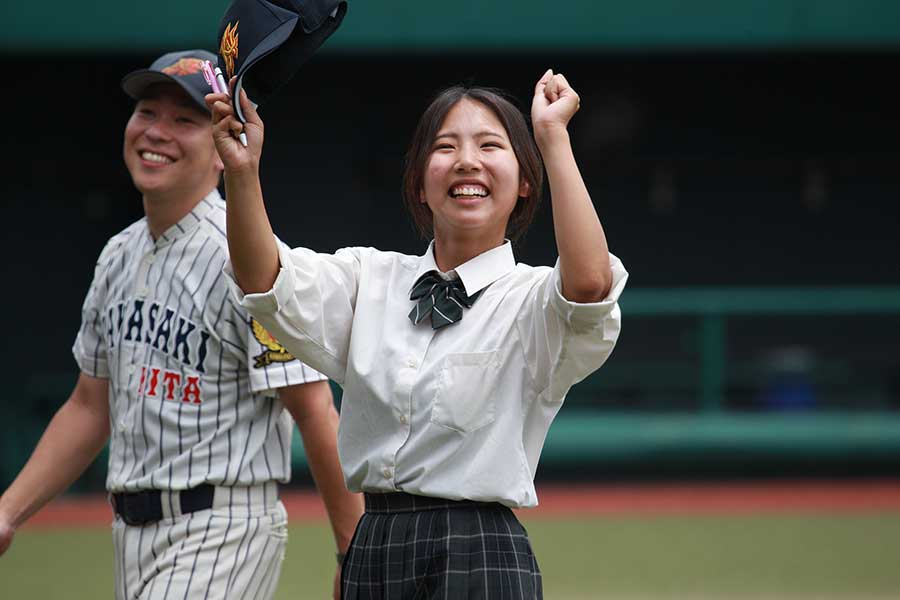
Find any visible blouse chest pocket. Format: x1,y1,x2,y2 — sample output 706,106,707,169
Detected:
430,350,499,434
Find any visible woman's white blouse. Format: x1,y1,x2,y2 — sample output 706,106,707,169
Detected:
226,240,627,508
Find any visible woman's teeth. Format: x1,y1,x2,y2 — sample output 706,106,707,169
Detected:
451,185,488,197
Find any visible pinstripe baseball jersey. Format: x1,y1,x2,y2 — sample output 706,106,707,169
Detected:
73,189,325,493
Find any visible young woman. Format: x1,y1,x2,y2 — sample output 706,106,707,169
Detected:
208,69,628,599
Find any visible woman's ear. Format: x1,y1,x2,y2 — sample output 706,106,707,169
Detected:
419,189,427,204
518,178,531,198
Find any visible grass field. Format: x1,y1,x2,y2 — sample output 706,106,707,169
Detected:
2,513,900,599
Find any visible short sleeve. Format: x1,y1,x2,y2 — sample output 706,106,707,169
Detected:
548,252,628,335
225,239,362,384
517,252,628,404
242,314,328,395
72,252,113,378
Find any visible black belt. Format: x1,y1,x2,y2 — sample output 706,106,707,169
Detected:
364,492,502,514
112,484,215,526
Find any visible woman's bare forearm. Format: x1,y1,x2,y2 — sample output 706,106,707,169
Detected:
531,71,612,303
224,168,281,294
207,85,281,295
540,129,612,302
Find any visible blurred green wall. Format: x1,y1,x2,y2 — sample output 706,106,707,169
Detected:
4,0,900,51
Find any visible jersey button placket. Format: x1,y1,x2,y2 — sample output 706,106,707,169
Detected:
136,253,152,298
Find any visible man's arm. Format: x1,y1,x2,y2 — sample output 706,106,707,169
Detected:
0,373,110,556
280,381,363,552
280,380,363,598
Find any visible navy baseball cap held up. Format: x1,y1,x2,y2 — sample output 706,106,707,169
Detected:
216,0,347,122
121,49,217,114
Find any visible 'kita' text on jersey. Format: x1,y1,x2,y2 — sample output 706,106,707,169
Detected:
73,190,325,492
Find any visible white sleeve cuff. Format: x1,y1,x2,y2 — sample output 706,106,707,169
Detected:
224,239,298,315
549,252,628,333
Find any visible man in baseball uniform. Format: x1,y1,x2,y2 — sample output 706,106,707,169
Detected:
0,49,362,599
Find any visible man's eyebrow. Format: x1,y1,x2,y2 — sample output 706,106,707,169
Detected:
138,94,205,115
174,99,207,115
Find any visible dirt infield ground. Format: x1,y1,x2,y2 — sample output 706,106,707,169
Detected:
24,480,900,528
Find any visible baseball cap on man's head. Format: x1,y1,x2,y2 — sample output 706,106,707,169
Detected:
121,49,217,114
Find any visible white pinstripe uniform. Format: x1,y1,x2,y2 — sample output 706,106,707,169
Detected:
73,188,326,600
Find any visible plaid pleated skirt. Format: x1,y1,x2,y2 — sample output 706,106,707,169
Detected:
340,493,543,600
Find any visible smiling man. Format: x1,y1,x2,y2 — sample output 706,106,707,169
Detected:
0,50,362,600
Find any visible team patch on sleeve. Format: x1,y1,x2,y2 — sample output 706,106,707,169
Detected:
251,318,296,368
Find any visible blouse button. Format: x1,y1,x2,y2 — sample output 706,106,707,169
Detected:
399,415,408,425
407,359,417,369
382,468,392,479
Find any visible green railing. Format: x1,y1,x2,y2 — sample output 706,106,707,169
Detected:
621,287,900,412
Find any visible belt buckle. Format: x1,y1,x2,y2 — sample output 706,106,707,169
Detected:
120,507,145,527
115,490,162,526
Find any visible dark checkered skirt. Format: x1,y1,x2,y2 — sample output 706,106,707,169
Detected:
341,493,543,599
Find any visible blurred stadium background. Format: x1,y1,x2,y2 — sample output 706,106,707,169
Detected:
2,1,899,598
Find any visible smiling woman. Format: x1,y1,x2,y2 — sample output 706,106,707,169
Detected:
422,99,526,254
402,86,544,244
208,68,628,599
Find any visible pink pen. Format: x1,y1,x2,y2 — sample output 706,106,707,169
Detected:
201,60,221,94
201,60,247,147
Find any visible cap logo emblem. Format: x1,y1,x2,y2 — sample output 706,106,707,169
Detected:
220,21,240,80
161,58,205,77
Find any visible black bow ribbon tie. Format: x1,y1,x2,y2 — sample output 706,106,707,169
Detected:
408,272,482,330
